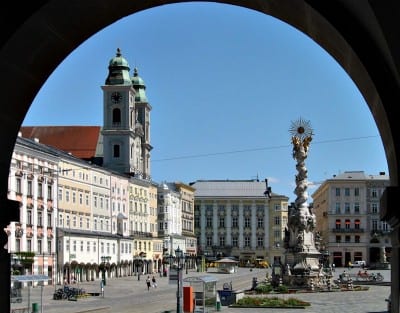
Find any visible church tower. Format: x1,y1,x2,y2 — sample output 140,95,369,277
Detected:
101,48,152,179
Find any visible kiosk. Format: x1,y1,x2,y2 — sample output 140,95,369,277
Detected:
183,275,218,313
214,258,238,274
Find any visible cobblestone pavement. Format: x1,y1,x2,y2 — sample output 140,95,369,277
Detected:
11,267,391,313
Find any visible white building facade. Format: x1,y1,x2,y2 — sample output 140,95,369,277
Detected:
191,179,289,266
7,135,59,285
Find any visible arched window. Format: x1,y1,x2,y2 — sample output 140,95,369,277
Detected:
112,108,121,124
113,144,120,158
335,219,341,229
354,219,361,229
345,219,351,229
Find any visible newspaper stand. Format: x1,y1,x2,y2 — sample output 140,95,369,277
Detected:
183,275,218,313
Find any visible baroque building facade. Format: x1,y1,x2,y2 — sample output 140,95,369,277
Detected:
312,171,391,268
10,49,195,285
7,136,58,282
190,180,289,266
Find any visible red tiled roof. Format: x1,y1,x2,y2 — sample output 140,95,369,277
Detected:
20,126,101,159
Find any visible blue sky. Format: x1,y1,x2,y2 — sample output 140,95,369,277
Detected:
23,2,388,203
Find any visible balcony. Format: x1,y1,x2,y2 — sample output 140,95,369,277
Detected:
130,230,153,238
332,228,364,233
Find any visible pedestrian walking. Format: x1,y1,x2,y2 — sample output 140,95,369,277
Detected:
146,276,151,291
152,276,157,288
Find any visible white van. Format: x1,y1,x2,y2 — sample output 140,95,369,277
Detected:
351,260,366,268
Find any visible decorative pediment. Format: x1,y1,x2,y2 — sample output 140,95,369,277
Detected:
15,228,23,237
15,170,23,177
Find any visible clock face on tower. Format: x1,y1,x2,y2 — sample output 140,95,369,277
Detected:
111,92,122,104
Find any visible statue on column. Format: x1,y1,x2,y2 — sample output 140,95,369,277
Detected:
285,118,317,252
283,117,322,287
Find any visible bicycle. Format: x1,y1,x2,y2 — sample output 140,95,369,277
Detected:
371,272,384,282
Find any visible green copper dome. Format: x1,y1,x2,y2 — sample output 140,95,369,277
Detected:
105,48,132,85
131,67,148,102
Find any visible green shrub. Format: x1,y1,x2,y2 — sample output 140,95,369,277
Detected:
276,285,288,293
235,296,310,307
286,297,311,306
255,283,273,294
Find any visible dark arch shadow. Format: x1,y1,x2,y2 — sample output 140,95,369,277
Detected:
1,1,399,311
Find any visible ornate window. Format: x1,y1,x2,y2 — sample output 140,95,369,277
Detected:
27,209,32,225
232,217,238,228
232,237,238,247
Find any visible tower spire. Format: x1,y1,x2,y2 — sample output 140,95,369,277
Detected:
105,48,131,85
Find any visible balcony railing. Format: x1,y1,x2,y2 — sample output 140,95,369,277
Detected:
332,228,364,233
130,230,153,238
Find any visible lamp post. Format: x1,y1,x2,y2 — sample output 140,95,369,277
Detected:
172,247,184,313
185,253,189,275
322,250,330,268
137,256,143,281
100,256,111,285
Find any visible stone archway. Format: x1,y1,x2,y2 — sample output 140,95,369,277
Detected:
1,1,400,312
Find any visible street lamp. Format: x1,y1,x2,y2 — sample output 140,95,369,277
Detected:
185,253,189,275
100,256,111,285
171,247,184,313
322,250,330,268
137,256,143,281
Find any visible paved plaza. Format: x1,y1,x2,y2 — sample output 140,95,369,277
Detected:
11,267,391,313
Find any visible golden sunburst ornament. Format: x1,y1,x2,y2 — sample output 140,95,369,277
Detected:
289,117,314,140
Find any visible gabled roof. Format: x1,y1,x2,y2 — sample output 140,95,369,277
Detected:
20,126,101,159
190,179,284,198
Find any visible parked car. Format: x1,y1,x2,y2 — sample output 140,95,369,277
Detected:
351,260,366,268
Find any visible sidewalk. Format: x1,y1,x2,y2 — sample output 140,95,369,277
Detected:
10,267,391,313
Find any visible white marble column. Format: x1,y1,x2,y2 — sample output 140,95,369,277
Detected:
226,202,232,245
200,203,206,249
213,201,218,245
238,202,243,248
251,202,257,249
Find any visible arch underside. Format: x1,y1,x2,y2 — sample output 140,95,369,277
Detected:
1,0,400,312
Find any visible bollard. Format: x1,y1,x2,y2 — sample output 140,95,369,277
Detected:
216,293,221,311
252,277,258,290
100,280,105,298
310,279,314,291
